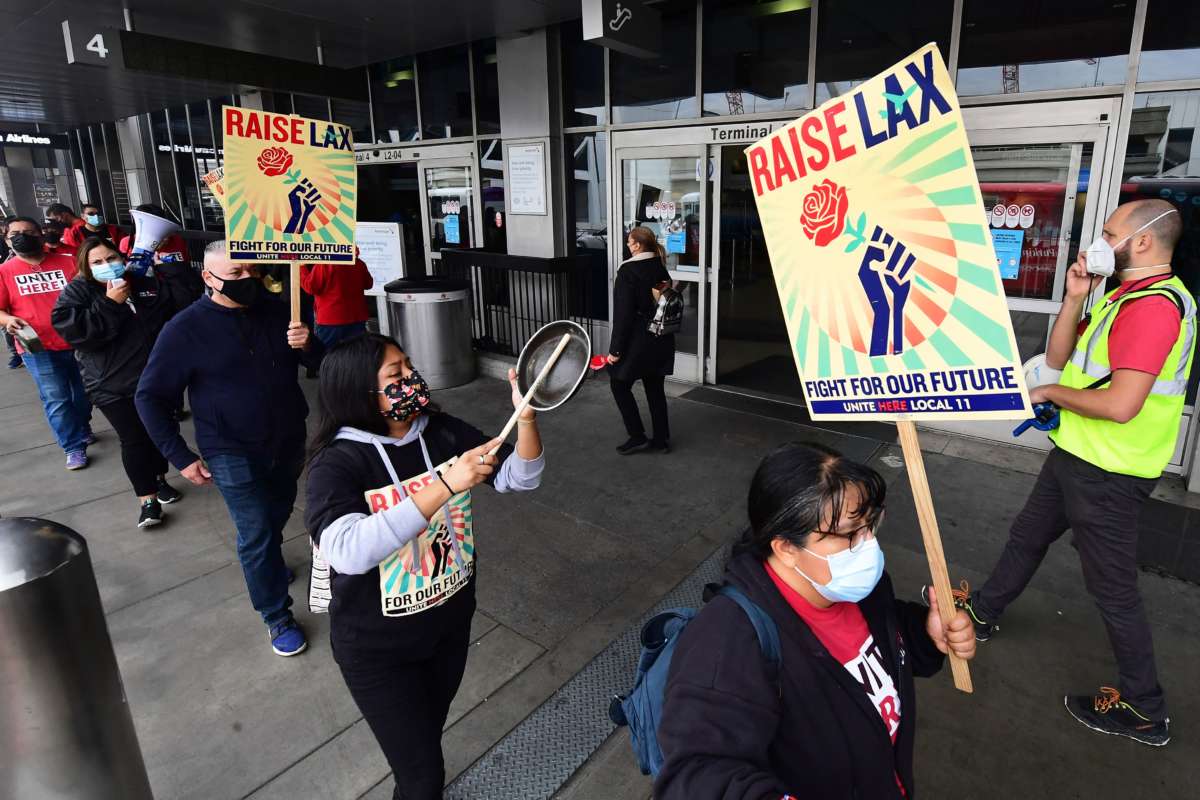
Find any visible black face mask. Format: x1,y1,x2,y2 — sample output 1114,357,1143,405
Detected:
9,232,42,255
215,275,262,306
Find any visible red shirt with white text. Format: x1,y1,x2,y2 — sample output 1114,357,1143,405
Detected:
0,253,78,352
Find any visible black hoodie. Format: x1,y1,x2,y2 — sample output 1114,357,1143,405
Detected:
654,550,945,800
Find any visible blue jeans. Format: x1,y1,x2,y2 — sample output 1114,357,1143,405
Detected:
315,321,367,350
22,349,92,454
207,446,302,627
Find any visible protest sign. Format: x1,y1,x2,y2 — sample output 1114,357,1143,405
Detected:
747,44,1019,693
201,166,226,209
745,43,1029,424
221,107,357,265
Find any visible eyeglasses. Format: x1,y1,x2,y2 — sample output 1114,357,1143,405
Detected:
812,509,885,553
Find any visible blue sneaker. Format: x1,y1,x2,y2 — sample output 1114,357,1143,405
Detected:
269,618,308,657
84,430,98,446
65,450,88,471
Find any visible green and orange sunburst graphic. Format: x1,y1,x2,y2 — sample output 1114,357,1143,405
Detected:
380,494,473,598
765,119,1016,379
223,146,358,248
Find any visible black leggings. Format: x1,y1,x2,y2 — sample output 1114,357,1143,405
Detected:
97,397,168,497
334,595,475,800
610,374,670,443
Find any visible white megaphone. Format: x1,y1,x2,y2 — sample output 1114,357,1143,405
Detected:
127,208,181,277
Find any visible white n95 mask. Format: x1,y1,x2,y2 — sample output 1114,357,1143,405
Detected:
1084,209,1178,278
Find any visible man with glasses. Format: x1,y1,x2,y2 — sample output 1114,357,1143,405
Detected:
136,240,322,657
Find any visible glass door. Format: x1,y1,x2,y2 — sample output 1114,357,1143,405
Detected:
419,158,476,276
615,146,708,381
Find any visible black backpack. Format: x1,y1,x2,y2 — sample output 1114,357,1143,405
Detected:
647,286,684,337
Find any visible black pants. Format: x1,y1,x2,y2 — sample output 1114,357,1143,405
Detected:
97,397,169,497
334,594,475,800
976,447,1165,718
610,374,670,443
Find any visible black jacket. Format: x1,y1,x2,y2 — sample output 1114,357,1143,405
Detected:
655,551,946,800
135,294,322,470
51,274,186,406
609,253,674,382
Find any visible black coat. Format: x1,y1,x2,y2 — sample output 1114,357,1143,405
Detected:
609,253,675,382
51,273,186,406
654,551,946,800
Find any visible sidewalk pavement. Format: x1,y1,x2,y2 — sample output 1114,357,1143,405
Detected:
2,363,1198,799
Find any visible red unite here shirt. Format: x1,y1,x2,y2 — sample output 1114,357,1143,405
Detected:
299,260,374,326
0,253,78,352
766,563,907,797
1078,275,1183,376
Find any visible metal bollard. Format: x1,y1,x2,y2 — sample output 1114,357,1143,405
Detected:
0,517,154,800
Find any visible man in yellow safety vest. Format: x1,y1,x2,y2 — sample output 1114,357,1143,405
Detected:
956,199,1193,747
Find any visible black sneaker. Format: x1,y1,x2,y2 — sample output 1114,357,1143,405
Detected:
616,436,650,455
172,407,191,422
1065,688,1170,747
138,498,164,529
647,439,671,454
156,478,183,505
921,580,995,642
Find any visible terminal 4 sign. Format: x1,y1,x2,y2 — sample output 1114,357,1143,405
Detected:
582,0,661,59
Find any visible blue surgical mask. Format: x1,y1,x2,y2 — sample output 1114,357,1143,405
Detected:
92,259,126,281
794,537,885,604
85,213,103,226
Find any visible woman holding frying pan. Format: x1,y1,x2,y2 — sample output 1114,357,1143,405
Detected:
304,333,544,800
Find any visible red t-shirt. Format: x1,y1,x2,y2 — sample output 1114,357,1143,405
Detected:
0,253,78,352
118,233,187,262
1076,275,1182,376
299,259,374,325
766,562,907,796
63,221,122,248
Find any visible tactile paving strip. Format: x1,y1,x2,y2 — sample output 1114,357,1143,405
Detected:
444,545,728,799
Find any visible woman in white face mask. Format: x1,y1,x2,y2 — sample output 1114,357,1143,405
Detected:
654,442,976,800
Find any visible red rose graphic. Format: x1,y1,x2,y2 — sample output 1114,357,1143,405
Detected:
800,179,849,247
257,146,293,177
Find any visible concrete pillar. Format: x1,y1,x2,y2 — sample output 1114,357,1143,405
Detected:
496,29,570,347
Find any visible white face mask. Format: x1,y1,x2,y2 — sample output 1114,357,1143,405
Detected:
1084,209,1177,278
793,537,885,604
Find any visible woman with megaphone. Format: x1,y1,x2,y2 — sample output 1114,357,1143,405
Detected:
51,237,191,529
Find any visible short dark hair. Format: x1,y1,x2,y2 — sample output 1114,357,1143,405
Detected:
81,202,101,213
74,237,122,281
1124,198,1183,253
735,442,887,560
7,215,43,231
46,203,74,217
308,333,402,464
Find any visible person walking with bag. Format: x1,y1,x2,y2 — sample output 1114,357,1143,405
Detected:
655,442,975,799
305,333,544,800
607,226,675,454
52,238,186,528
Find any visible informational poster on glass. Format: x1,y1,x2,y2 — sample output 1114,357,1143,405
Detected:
507,143,547,215
990,228,1024,280
356,221,405,296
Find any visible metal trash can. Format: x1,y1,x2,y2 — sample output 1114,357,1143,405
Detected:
384,277,477,389
0,518,154,800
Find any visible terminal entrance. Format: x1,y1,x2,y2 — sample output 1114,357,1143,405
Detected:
612,98,1200,471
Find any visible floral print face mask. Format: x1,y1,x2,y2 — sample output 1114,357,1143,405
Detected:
378,371,432,421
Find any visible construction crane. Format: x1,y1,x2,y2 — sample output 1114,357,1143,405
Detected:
726,90,744,115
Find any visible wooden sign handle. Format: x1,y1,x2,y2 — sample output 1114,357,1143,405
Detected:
895,420,974,694
289,262,302,325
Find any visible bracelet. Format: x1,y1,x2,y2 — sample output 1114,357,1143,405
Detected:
517,417,536,426
438,473,456,495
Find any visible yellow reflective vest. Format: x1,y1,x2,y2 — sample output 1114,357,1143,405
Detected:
1050,275,1196,479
